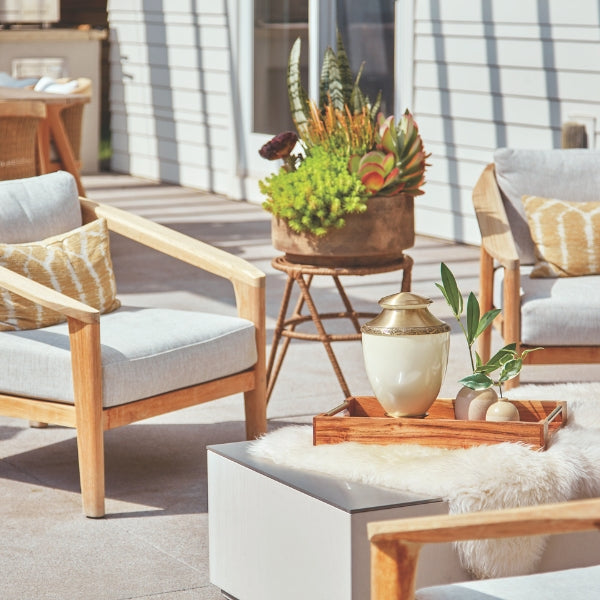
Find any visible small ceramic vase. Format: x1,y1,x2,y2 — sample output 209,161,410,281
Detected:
454,386,498,421
361,292,450,418
486,399,520,422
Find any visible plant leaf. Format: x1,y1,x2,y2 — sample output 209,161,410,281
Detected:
459,372,494,390
439,262,463,316
498,358,522,383
521,346,544,359
466,292,480,344
475,308,501,338
287,37,309,138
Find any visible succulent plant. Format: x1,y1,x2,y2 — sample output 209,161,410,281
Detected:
348,110,430,196
288,31,380,142
258,131,300,172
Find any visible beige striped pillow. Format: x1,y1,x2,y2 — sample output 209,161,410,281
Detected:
0,218,120,330
523,195,600,277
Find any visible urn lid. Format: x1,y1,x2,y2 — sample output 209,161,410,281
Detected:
361,292,451,335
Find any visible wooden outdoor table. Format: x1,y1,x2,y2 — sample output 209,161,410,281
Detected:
0,86,90,195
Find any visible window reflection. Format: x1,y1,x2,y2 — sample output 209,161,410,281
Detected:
336,0,395,116
253,0,309,135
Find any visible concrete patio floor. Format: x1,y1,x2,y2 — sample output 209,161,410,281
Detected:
1,172,599,599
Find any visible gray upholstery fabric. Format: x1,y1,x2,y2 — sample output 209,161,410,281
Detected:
493,267,600,345
493,148,600,265
416,564,600,599
0,171,82,243
0,307,257,407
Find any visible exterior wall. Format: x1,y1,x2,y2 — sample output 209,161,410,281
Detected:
107,0,600,243
107,0,241,197
412,0,600,244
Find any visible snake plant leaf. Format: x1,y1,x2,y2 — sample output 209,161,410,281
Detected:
287,37,309,139
459,372,494,390
466,292,480,345
335,29,354,105
320,47,345,111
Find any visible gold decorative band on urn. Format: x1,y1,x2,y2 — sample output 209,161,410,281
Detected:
361,323,451,336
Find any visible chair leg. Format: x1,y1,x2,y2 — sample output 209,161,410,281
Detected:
478,247,494,363
68,318,105,518
244,384,267,440
75,412,105,518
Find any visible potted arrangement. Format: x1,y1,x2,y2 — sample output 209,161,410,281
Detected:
436,263,542,421
258,33,429,267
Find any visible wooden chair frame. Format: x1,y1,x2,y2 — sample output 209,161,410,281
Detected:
369,496,600,599
472,164,600,388
0,197,266,518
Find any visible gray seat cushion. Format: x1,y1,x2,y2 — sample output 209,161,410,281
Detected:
493,267,600,345
416,564,600,599
493,148,600,264
0,171,82,243
0,306,257,407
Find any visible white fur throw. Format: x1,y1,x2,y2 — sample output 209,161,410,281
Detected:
251,383,600,579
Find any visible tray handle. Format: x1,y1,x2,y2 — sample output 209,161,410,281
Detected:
323,399,352,417
543,402,567,440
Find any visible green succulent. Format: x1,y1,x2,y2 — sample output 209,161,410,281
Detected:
348,111,429,196
259,145,368,236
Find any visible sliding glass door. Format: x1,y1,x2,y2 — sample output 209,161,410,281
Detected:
240,0,396,188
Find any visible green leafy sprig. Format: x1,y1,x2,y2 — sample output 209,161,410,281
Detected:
435,262,543,397
435,262,500,373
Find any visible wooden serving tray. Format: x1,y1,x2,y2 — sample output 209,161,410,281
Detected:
313,396,567,450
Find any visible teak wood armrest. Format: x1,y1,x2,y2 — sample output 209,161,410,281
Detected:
0,265,99,324
368,497,600,600
80,198,265,288
472,163,520,271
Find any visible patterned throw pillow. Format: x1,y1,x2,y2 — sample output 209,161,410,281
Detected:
0,218,120,330
522,195,600,277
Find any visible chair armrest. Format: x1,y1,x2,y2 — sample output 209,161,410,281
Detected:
368,498,600,600
472,163,520,270
0,265,99,324
369,497,600,544
80,198,265,289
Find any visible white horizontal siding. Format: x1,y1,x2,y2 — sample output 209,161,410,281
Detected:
108,0,237,197
412,0,600,243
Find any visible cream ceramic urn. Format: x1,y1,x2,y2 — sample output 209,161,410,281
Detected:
361,292,451,417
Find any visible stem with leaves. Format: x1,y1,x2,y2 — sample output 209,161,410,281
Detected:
435,262,500,373
435,263,543,397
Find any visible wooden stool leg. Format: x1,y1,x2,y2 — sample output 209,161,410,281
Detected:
266,274,295,402
332,275,362,333
295,274,352,398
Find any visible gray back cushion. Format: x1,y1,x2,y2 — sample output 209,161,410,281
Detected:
493,148,600,264
0,171,82,243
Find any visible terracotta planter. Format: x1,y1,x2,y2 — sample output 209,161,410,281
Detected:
270,193,415,267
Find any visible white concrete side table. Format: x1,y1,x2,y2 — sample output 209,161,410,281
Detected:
207,441,465,600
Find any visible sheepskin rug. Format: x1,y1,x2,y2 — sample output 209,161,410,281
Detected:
251,383,600,579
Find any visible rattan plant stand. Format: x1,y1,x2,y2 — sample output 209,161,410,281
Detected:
267,255,413,402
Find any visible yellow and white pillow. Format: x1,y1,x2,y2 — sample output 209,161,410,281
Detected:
0,218,120,331
523,195,600,277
